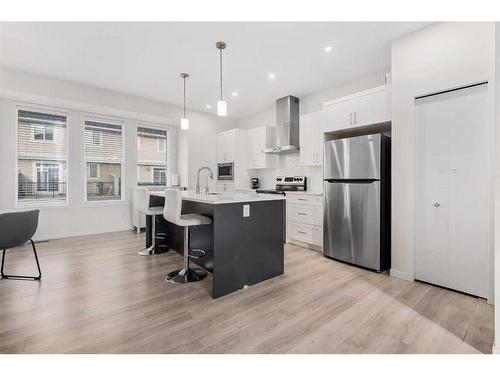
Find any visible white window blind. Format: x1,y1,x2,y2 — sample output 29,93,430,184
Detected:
136,126,168,186
17,108,68,205
84,119,123,201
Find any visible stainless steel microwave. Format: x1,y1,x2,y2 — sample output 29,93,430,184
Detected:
217,162,234,181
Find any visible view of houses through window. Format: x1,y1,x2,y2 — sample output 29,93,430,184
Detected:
84,119,123,201
137,126,168,186
16,107,169,206
17,108,68,204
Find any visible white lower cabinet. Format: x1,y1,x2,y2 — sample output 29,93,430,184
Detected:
217,182,235,193
286,193,323,249
287,222,322,246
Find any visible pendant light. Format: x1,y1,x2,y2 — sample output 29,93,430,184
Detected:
180,73,189,130
216,41,227,117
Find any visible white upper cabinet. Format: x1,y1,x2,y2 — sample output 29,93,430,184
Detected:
354,85,391,127
321,95,355,133
299,112,323,166
217,129,247,162
321,85,391,133
246,126,276,169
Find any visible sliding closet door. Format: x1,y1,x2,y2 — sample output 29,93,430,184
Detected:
416,83,490,298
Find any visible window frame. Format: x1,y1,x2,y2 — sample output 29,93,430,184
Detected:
136,122,171,187
82,114,126,204
15,103,70,208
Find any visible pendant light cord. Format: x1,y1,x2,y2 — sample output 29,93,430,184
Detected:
183,76,186,118
219,48,223,100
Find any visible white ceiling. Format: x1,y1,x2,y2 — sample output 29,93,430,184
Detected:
0,22,428,118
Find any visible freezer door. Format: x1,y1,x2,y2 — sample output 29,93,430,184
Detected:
324,134,381,179
323,180,381,270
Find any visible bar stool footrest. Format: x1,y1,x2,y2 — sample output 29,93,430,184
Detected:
188,249,206,259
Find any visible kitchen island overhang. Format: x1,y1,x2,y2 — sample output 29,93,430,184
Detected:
148,191,285,298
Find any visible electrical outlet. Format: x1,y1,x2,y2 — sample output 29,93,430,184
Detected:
243,204,250,217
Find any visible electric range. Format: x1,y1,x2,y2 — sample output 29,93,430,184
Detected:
256,176,307,195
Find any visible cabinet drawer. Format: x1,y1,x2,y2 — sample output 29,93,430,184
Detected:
287,222,322,246
286,194,322,206
287,204,322,225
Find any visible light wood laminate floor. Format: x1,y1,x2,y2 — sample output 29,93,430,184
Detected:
0,230,494,354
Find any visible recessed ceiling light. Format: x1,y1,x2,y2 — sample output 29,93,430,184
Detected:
268,73,276,79
205,104,212,109
232,92,238,97
324,46,333,53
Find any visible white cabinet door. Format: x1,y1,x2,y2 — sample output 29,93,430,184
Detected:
354,85,390,127
217,182,235,193
321,96,354,133
299,113,316,166
216,131,236,162
300,112,323,166
246,126,276,169
416,83,490,299
314,116,323,166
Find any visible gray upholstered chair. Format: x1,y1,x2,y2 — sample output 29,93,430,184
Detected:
0,210,41,280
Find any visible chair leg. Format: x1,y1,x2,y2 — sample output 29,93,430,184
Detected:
138,215,169,256
165,226,207,284
1,239,41,280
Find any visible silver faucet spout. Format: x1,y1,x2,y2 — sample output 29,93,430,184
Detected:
196,166,214,194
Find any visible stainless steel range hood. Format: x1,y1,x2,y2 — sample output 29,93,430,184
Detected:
263,95,300,155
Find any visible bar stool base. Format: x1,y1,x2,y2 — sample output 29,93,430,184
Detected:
165,267,207,284
138,245,169,256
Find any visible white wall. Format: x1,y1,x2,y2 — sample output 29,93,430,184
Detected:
494,22,500,354
236,70,389,192
391,22,496,305
0,67,235,240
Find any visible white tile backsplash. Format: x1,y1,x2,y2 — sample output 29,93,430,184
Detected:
247,154,323,193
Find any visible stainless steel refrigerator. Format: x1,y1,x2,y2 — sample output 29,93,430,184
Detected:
323,134,391,272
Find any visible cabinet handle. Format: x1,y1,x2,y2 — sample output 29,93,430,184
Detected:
354,112,357,124
298,213,307,216
298,198,307,201
298,230,308,234
350,113,353,125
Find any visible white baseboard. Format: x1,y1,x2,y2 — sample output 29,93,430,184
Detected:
390,268,414,281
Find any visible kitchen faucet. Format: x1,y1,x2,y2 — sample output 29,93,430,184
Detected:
195,166,214,194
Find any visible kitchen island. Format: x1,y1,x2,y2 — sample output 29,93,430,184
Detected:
148,190,285,298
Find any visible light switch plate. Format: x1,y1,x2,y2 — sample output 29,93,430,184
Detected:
243,204,250,217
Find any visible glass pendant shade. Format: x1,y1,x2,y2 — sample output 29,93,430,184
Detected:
217,100,227,117
180,117,189,130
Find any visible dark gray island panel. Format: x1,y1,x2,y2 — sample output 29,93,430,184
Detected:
212,200,284,298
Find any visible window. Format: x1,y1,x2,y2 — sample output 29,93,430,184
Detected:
84,118,123,201
88,163,100,179
136,125,169,186
92,130,102,145
33,125,54,141
153,167,167,185
17,108,68,205
157,138,166,152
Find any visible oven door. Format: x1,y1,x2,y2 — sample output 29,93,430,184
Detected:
217,162,234,180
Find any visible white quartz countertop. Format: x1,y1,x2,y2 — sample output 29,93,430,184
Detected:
284,191,323,196
150,190,285,205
